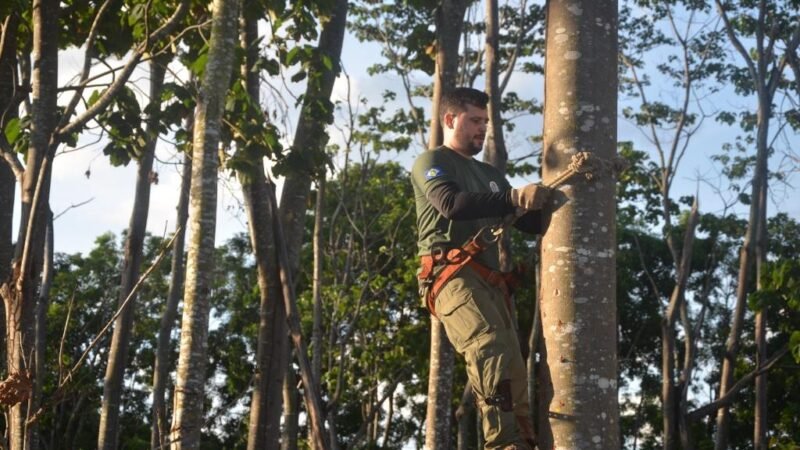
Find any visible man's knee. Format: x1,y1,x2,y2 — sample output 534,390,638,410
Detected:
483,378,513,412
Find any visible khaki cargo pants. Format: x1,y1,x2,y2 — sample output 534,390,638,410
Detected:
435,266,532,449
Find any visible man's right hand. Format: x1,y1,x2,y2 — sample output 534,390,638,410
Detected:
510,183,551,210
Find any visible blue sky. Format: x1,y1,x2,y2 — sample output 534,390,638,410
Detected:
20,8,800,256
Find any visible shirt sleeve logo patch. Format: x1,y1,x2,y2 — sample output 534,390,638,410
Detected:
425,166,444,180
489,181,499,192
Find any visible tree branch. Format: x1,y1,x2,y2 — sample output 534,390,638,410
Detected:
55,0,189,140
687,345,790,422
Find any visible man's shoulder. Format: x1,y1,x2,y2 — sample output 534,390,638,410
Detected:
412,147,456,174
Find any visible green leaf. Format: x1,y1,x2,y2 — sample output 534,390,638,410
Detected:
190,52,209,77
286,46,301,66
791,331,800,364
291,70,307,83
87,90,102,107
4,118,21,144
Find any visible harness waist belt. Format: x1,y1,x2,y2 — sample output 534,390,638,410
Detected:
418,244,520,317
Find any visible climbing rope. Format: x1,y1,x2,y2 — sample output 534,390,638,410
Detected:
473,151,628,245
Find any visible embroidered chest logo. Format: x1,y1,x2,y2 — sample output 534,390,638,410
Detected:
489,181,499,192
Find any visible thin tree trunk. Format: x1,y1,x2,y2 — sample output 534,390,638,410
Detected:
268,180,330,450
483,0,507,171
281,359,299,450
99,57,166,450
275,7,346,444
29,212,52,450
278,0,348,277
424,3,468,448
711,1,798,445
2,1,58,448
662,199,699,450
538,0,619,448
151,149,191,450
312,178,325,386
169,0,241,447
0,11,19,374
239,10,288,450
753,174,768,450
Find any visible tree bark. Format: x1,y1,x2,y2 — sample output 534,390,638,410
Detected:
30,212,53,450
278,0,348,277
0,10,19,372
711,1,799,446
424,3,468,448
662,200,699,450
538,1,619,448
281,359,299,450
268,181,330,450
753,164,768,450
2,1,58,448
239,9,288,450
151,149,191,450
169,0,241,447
275,3,346,446
98,57,166,450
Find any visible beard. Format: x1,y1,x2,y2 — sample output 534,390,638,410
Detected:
466,135,485,155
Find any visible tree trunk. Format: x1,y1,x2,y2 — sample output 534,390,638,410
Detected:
169,0,241,447
753,161,768,450
98,57,166,450
30,212,53,450
269,181,330,449
538,0,619,448
281,359,299,450
662,200,699,450
275,7,346,443
2,0,58,448
424,3,468,448
151,149,191,450
482,0,507,172
0,10,19,372
278,0,348,277
242,170,289,450
239,10,288,450
312,178,324,387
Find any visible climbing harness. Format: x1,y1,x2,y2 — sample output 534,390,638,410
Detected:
418,151,627,317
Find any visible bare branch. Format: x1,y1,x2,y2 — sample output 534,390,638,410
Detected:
0,134,24,181
58,0,116,130
52,197,95,221
25,230,179,426
687,346,790,422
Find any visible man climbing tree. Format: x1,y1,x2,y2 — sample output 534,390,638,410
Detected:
411,87,549,449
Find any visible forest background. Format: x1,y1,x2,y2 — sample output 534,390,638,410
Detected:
0,0,799,449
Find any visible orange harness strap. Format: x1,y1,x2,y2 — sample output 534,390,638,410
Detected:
419,240,520,317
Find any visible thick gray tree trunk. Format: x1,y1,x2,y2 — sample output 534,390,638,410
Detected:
98,57,166,450
151,150,191,450
240,10,288,449
424,3,469,448
538,1,619,448
169,0,241,447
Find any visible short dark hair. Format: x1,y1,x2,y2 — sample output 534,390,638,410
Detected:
439,87,488,122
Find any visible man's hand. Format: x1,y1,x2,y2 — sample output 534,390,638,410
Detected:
510,183,551,210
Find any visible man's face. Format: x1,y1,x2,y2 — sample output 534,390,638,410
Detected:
444,104,489,157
